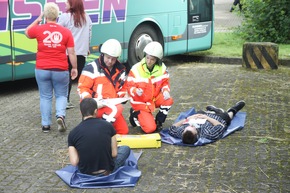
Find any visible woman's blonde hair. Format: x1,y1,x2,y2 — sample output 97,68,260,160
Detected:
43,2,59,21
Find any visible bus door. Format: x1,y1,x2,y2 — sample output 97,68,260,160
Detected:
166,0,188,56
11,0,39,81
0,0,13,82
187,0,213,52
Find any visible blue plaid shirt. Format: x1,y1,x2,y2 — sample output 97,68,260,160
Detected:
169,113,228,140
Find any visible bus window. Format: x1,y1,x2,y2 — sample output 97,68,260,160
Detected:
188,0,213,23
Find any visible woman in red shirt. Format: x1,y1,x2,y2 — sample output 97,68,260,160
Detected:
25,2,77,133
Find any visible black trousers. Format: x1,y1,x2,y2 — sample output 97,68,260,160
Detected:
67,55,86,101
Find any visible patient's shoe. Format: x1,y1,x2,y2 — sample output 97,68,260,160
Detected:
227,100,245,116
206,105,225,114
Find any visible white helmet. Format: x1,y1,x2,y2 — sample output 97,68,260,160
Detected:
100,39,122,57
143,41,163,60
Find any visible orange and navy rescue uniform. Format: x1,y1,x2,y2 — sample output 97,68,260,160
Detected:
78,57,129,134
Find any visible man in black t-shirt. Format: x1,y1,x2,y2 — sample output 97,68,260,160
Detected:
68,98,130,175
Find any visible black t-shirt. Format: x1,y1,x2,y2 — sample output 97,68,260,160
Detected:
68,118,116,175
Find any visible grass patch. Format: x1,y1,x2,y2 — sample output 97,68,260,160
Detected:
190,32,290,59
257,138,269,144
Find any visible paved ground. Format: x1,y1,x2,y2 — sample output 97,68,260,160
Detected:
1,61,289,193
0,1,289,193
214,0,243,32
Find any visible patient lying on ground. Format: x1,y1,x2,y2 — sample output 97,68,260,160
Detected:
168,101,245,144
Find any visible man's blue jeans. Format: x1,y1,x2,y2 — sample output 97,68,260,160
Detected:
114,146,131,171
35,69,69,126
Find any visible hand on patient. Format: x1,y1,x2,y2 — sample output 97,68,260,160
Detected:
189,114,223,126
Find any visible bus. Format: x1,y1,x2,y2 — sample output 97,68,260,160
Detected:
0,0,214,82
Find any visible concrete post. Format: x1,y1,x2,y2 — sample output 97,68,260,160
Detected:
242,42,279,69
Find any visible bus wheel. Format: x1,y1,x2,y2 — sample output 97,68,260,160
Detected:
128,24,159,67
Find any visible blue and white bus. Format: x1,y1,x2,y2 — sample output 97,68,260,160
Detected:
0,0,214,82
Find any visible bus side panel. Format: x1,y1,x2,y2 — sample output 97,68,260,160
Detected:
11,0,41,81
123,14,168,56
124,0,187,58
0,64,13,82
125,0,186,16
166,10,188,56
13,31,38,81
0,0,13,82
86,0,127,62
187,21,213,52
0,32,13,82
2,0,43,82
90,22,124,61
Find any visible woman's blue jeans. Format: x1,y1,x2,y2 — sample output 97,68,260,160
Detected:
35,69,69,126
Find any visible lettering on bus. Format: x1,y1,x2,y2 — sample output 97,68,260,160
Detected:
0,0,127,31
192,24,208,34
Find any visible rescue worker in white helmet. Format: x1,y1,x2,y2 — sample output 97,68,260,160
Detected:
77,39,129,134
127,41,174,133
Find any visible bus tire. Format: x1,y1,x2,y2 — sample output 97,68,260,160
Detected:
128,24,161,68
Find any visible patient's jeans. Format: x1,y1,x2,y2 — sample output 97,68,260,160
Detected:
35,69,69,126
114,146,131,171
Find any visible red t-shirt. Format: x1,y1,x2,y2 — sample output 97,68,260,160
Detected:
27,23,74,70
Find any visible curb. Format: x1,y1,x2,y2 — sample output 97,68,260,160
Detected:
167,54,290,67
181,55,242,65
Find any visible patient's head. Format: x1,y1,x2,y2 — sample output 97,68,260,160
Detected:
182,126,198,144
